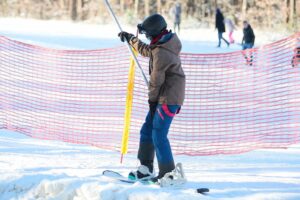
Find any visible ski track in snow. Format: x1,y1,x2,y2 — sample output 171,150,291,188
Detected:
0,18,299,200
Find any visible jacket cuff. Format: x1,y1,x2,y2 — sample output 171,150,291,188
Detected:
129,36,138,45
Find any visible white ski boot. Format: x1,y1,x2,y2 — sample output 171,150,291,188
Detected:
159,163,187,187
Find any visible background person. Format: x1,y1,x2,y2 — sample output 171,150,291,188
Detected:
225,18,236,44
215,8,229,47
171,2,182,34
242,20,255,50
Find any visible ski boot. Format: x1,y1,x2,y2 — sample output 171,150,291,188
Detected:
128,165,154,181
150,163,187,187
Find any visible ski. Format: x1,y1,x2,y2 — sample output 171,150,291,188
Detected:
102,170,209,195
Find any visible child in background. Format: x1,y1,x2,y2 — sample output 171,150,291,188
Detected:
225,18,236,44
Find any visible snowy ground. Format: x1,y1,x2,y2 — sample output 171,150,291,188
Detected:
1,130,300,200
0,18,300,200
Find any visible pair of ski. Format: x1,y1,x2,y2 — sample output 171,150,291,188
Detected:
102,169,209,195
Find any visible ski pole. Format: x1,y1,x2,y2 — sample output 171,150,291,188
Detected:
103,0,149,86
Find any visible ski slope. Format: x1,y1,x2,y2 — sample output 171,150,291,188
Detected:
1,130,300,200
0,18,300,200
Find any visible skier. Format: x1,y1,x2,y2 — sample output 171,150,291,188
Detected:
171,2,182,34
224,18,236,44
241,20,255,65
118,14,186,186
241,20,255,50
291,47,300,67
215,8,229,47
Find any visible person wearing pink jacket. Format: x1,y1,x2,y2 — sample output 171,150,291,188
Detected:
224,18,236,44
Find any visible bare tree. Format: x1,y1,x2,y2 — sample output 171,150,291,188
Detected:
134,0,139,17
144,0,150,16
120,0,125,14
290,0,295,27
285,0,289,23
242,0,247,20
0,0,298,31
156,0,161,13
295,0,298,29
70,0,77,20
0,0,7,16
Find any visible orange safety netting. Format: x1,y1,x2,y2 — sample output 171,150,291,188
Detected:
0,34,299,156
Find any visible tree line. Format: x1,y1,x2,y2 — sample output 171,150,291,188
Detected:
0,0,299,31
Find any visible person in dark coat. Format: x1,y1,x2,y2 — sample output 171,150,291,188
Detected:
171,2,182,34
215,8,229,47
242,21,255,65
292,47,300,67
242,20,255,50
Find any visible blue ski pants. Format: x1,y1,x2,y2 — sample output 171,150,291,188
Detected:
138,104,180,165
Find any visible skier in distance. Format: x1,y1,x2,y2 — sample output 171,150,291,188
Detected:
242,20,255,65
215,8,230,47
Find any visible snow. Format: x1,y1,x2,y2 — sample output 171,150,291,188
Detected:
0,18,300,200
0,18,287,53
1,130,300,200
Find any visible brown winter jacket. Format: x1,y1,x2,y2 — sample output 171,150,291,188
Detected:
129,33,185,105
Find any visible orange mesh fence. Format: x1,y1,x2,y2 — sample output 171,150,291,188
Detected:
0,33,299,156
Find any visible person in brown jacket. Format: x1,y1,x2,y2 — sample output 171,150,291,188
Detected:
118,14,186,185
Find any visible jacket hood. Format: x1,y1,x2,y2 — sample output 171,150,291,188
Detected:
244,24,252,31
158,33,182,55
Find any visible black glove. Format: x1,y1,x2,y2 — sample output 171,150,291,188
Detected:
118,31,134,43
148,100,158,119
